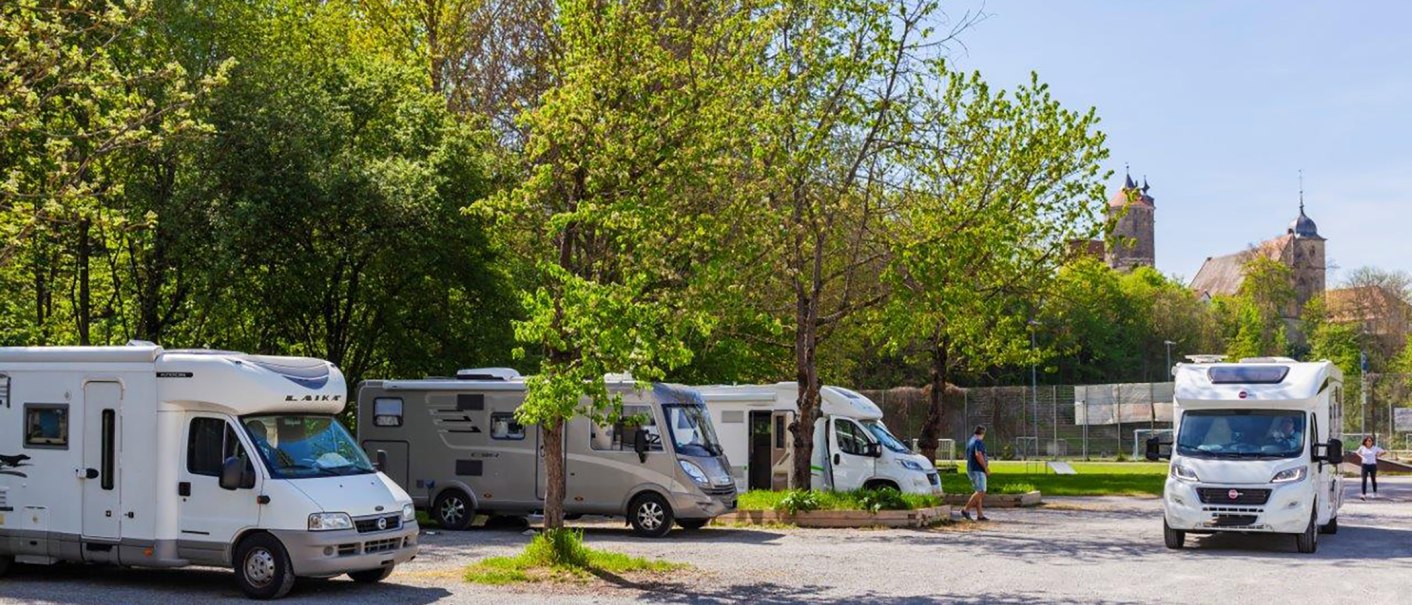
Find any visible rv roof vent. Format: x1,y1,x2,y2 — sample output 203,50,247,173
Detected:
1185,354,1228,364
1239,356,1297,363
456,368,522,381
603,372,636,383
126,339,159,348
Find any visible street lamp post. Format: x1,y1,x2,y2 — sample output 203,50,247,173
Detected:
1163,340,1176,379
1029,319,1041,461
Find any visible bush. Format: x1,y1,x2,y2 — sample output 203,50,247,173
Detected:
525,528,590,567
857,487,908,512
464,528,683,585
775,489,822,514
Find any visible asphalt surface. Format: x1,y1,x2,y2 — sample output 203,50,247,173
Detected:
2,477,1410,604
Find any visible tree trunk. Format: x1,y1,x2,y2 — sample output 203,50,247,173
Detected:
77,217,91,345
541,417,567,530
919,338,948,462
791,303,820,491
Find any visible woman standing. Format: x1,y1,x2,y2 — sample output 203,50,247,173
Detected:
1356,436,1386,500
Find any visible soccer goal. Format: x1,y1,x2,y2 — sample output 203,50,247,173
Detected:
1133,429,1174,459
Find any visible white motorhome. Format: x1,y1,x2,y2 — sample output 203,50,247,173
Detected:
357,370,736,538
0,344,418,599
1148,358,1344,553
697,383,941,495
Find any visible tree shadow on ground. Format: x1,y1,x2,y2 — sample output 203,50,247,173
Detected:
0,564,451,605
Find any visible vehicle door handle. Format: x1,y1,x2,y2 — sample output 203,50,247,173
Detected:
82,468,99,479
833,454,841,465
178,482,191,497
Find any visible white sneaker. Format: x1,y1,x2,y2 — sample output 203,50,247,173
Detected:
1360,494,1366,501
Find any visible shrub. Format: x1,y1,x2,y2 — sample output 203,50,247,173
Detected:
775,489,822,514
524,528,590,567
857,487,908,512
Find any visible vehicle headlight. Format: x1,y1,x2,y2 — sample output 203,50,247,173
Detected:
402,503,416,522
1170,463,1200,482
1270,466,1308,483
308,512,353,531
679,460,709,485
899,459,925,471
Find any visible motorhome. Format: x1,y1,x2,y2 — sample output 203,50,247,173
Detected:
696,383,941,495
356,369,736,538
1148,358,1344,553
0,344,418,599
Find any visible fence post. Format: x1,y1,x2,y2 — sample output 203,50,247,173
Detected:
1080,386,1089,461
1052,385,1058,460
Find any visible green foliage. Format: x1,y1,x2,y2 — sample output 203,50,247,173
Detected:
740,489,941,513
856,487,909,513
463,528,682,585
774,489,823,514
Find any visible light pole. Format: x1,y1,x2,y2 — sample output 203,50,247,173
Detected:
1163,340,1176,379
1029,319,1041,460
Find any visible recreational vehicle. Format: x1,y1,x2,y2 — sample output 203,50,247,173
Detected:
0,344,418,599
356,370,736,538
1148,358,1344,553
696,383,941,495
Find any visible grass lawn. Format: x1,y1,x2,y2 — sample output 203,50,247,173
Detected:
939,460,1167,497
737,488,943,512
464,529,684,585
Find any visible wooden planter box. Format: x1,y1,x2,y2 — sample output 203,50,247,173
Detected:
721,505,952,528
943,490,1042,508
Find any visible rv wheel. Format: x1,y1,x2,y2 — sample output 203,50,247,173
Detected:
347,566,394,583
234,533,296,600
433,489,475,531
1162,519,1185,550
676,519,709,531
1295,509,1318,554
628,493,674,538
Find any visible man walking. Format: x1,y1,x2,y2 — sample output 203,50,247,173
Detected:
961,425,990,521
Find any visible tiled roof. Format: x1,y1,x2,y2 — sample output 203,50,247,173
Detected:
1188,236,1290,298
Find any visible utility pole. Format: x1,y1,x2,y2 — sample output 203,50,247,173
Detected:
1360,351,1369,439
1029,319,1041,460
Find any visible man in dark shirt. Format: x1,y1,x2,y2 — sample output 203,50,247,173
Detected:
961,425,990,521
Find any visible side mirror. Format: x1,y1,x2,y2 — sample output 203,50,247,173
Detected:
375,449,389,472
219,456,246,490
866,443,882,458
1323,438,1343,464
1145,437,1172,461
633,428,649,463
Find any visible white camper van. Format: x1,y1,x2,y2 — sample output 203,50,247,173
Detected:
1148,358,1344,553
697,383,941,495
356,370,736,538
0,344,418,599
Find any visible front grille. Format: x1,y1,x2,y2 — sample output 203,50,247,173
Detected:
1196,488,1270,506
354,514,402,533
337,543,358,556
1210,515,1258,527
702,485,736,497
363,537,403,554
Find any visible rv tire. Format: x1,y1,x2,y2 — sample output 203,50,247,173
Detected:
347,566,394,583
676,519,709,531
1162,519,1184,550
1295,509,1318,554
1319,516,1338,535
434,489,475,531
628,493,674,538
234,533,296,600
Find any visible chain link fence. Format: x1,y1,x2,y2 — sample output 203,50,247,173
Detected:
865,373,1412,462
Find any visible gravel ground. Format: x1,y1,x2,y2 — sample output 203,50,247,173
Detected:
3,477,1410,604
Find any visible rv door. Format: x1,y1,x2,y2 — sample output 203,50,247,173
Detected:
828,417,878,491
81,382,122,545
178,416,262,553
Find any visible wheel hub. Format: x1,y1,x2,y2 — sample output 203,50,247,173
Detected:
245,548,276,587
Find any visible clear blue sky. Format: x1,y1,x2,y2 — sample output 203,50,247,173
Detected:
943,0,1412,283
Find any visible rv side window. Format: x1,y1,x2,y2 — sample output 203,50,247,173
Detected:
833,419,872,456
591,405,662,451
23,404,69,449
490,412,525,440
774,416,785,449
373,397,404,427
187,418,247,476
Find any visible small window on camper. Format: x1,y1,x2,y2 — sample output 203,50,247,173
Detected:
490,412,525,440
833,419,873,456
591,405,663,451
1208,365,1289,384
187,418,247,476
24,404,68,448
373,397,404,427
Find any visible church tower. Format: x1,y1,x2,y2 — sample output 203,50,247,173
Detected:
1287,192,1325,318
1105,170,1156,271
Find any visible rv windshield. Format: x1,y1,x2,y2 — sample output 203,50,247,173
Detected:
663,404,723,458
861,420,909,454
242,414,375,479
1176,410,1307,459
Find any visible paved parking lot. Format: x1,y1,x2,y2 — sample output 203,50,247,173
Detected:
3,477,1410,604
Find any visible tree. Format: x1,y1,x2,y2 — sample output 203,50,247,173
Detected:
879,69,1109,462
1303,295,1362,379
472,0,761,529
1219,256,1296,360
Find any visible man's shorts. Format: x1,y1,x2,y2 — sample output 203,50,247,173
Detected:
968,470,987,492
